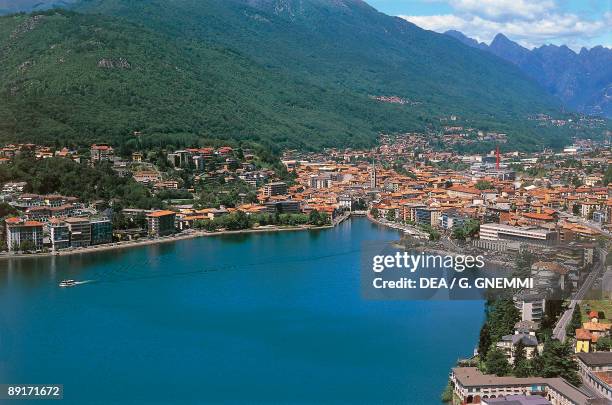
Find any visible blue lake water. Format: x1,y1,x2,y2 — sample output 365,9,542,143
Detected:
0,217,483,404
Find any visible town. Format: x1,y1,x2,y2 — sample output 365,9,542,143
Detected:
0,130,610,404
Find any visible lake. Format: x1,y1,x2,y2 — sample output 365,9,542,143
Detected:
0,217,484,404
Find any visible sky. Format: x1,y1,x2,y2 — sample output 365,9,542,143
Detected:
367,0,612,50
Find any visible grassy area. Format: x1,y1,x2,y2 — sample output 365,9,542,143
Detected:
582,300,612,324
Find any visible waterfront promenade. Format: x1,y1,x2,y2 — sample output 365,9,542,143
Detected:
0,212,362,261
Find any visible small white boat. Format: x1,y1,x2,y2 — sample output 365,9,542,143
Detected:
59,280,78,288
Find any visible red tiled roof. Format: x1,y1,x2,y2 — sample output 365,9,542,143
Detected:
523,212,555,221
576,328,596,342
147,210,176,218
5,217,44,227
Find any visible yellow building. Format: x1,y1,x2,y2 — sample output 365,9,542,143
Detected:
575,328,597,353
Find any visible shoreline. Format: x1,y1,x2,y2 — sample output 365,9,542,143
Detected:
0,223,336,261
366,215,514,268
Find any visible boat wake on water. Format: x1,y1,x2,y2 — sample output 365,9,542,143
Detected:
58,280,97,288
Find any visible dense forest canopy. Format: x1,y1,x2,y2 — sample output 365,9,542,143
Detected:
0,1,607,151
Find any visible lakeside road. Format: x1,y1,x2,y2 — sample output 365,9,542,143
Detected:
0,223,334,261
552,247,607,341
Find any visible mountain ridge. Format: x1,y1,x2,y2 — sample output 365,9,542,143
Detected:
0,0,588,151
445,30,612,118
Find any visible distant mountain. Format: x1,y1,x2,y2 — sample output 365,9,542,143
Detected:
445,31,612,118
445,30,487,51
0,1,573,151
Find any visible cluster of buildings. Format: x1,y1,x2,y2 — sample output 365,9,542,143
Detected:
451,351,612,404
1,186,114,252
0,143,80,164
454,314,611,404
5,215,112,252
0,133,609,258
575,312,611,354
144,133,610,238
576,352,612,401
495,320,541,365
451,366,602,405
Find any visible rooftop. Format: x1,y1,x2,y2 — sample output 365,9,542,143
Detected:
576,352,612,367
452,367,591,405
147,210,176,218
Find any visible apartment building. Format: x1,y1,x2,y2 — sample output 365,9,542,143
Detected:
263,182,288,197
264,200,301,214
480,223,557,246
5,218,44,252
48,219,70,251
90,218,113,245
576,352,612,401
64,217,92,248
451,367,593,405
146,211,176,237
90,144,114,163
514,292,546,323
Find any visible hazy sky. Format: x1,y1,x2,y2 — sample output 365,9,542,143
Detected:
368,0,612,50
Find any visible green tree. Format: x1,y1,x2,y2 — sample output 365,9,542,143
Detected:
566,304,582,337
513,340,530,377
487,299,521,343
201,220,219,232
419,224,441,241
451,227,466,241
319,212,331,226
19,240,36,253
370,208,380,219
440,381,454,403
385,209,396,222
0,156,161,209
514,340,526,365
475,180,493,190
597,336,611,352
0,202,18,218
308,209,322,226
112,211,129,230
135,212,148,229
539,339,580,386
514,251,535,278
485,348,510,376
464,220,480,238
478,323,492,360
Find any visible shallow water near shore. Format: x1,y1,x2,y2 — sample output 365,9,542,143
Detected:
0,217,483,404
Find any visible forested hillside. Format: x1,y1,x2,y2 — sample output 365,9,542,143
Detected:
0,1,584,151
1,10,418,149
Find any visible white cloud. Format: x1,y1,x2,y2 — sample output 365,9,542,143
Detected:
400,8,611,50
395,0,612,50
448,0,555,20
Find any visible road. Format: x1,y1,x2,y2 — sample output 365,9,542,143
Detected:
552,247,607,341
603,266,612,297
